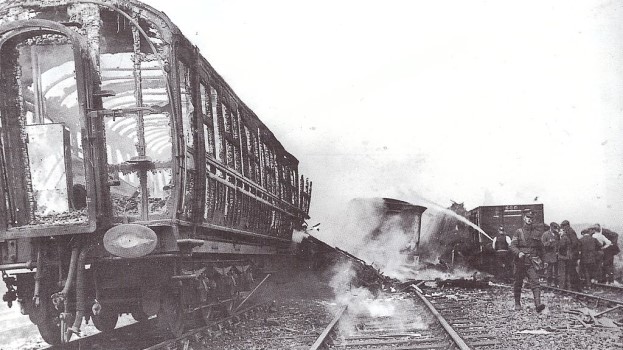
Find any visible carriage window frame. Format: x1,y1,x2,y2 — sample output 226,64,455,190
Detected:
200,82,216,159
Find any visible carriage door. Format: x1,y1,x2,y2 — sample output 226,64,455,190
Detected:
0,21,95,232
98,11,173,222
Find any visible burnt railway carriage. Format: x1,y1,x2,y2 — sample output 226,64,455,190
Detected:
0,0,312,344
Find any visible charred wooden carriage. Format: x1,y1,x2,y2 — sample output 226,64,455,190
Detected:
0,0,312,344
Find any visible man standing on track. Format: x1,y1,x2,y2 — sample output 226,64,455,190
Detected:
510,209,546,312
541,222,560,287
579,228,601,289
558,224,575,289
492,226,513,282
594,223,620,284
591,224,610,283
560,220,581,291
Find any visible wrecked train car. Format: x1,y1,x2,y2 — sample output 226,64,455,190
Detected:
467,204,544,273
0,0,311,344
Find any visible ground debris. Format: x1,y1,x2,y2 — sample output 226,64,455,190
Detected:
435,278,491,289
516,328,554,335
566,307,621,328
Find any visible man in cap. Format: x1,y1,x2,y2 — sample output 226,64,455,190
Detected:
579,227,601,289
560,220,581,291
510,209,546,312
590,224,611,282
558,222,575,289
594,223,620,283
492,226,513,282
541,222,560,286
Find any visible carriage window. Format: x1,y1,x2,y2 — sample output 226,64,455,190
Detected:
219,103,242,173
200,83,215,158
99,9,173,220
178,60,196,217
179,61,194,149
0,33,88,227
210,86,224,163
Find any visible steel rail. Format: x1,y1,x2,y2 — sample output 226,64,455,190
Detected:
44,302,268,350
593,282,623,292
44,318,158,350
541,285,623,306
144,301,269,350
309,305,347,350
412,286,472,350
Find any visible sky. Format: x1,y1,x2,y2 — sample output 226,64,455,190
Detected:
1,0,617,227
140,0,623,228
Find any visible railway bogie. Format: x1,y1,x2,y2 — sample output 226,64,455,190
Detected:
0,0,311,344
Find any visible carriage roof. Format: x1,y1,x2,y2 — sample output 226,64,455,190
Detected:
0,0,299,165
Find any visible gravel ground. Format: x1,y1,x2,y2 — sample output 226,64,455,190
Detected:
423,284,623,350
4,266,623,350
204,267,336,350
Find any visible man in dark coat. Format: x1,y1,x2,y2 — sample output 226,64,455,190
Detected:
558,224,575,289
560,220,581,291
510,209,545,312
493,226,513,282
579,228,602,289
541,222,560,286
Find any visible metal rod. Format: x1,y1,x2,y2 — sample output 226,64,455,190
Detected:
59,245,80,296
309,305,347,350
541,285,623,306
234,273,271,312
32,242,43,306
594,305,622,318
68,243,95,339
412,286,472,350
131,11,149,221
30,47,42,123
0,262,37,271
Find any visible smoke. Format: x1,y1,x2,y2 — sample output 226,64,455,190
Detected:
328,260,428,336
400,264,483,281
291,229,308,244
319,196,488,337
312,196,491,282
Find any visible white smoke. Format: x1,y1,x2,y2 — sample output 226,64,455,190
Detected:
291,229,308,244
327,260,428,336
313,196,489,282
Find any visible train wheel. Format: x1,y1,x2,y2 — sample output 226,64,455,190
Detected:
36,313,61,345
157,291,185,337
30,294,65,345
92,307,119,332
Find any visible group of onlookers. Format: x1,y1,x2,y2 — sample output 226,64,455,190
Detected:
491,209,620,313
540,221,619,289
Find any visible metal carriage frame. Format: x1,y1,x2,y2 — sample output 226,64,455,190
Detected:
0,0,311,343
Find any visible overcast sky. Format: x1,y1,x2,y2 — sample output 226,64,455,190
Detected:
149,1,622,226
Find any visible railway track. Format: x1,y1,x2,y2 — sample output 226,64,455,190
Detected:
541,283,623,308
310,284,503,350
593,282,623,293
45,302,268,350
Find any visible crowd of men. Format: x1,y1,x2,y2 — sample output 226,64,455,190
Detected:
491,209,620,313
